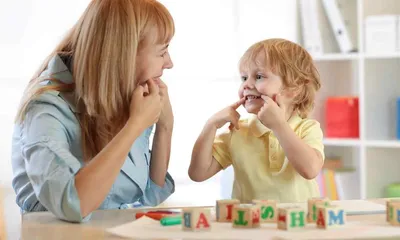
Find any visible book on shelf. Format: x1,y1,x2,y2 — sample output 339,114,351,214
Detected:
299,0,356,54
316,158,357,200
299,0,323,55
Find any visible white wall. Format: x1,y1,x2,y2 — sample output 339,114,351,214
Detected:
160,0,299,204
0,0,298,201
0,0,91,186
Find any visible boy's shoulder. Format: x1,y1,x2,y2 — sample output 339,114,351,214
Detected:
294,117,322,130
293,117,323,139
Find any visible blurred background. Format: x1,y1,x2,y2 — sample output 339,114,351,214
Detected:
1,0,400,238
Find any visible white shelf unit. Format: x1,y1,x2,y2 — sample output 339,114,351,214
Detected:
303,0,400,200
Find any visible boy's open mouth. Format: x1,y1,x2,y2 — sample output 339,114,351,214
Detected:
246,95,261,100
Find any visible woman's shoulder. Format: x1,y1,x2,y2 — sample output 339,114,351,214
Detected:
23,90,80,133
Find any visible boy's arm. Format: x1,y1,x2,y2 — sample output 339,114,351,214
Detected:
189,122,224,182
190,98,243,182
273,120,324,180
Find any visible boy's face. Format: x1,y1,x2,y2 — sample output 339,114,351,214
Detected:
238,52,284,114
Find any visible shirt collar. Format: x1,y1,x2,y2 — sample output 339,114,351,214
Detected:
40,54,80,113
248,113,303,137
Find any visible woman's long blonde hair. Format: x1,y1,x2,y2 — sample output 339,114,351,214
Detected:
15,0,175,161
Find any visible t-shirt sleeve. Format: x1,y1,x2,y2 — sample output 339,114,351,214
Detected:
301,120,325,161
212,128,233,169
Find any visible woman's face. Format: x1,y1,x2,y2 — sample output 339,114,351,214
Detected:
135,41,173,91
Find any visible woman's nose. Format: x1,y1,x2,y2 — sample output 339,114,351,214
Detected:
163,52,173,69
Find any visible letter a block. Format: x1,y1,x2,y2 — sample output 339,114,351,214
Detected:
232,204,261,228
182,208,211,231
316,205,346,229
277,207,306,231
307,197,330,223
387,201,400,226
216,199,240,222
252,199,277,222
387,199,400,222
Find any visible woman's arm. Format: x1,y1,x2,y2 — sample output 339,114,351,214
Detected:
76,80,162,217
149,125,173,187
75,119,145,217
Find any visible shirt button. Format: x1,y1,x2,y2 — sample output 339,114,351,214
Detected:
271,155,276,161
270,142,276,148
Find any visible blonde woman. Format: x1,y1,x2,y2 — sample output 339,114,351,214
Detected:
11,0,175,223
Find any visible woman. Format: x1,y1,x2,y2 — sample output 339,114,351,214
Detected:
11,0,175,223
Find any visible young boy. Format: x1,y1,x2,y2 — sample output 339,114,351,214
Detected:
189,38,324,203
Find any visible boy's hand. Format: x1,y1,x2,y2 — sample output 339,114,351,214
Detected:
207,98,245,130
257,94,286,130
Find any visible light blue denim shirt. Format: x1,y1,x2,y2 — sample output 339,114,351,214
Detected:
11,55,175,223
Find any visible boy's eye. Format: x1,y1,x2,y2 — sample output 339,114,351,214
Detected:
256,74,263,80
241,76,248,82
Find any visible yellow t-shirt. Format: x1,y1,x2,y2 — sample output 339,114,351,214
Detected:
212,114,325,203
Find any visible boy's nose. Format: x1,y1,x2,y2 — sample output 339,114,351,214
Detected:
243,79,255,89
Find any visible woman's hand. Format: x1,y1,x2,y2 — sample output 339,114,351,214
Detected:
154,78,174,130
129,78,162,130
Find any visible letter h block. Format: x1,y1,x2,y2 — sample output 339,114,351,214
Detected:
277,207,306,231
182,208,211,231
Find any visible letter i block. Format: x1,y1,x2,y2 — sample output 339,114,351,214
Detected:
316,205,346,229
277,207,306,231
182,208,211,231
388,201,400,226
307,197,330,223
252,199,277,222
232,204,261,228
387,199,400,222
216,199,240,222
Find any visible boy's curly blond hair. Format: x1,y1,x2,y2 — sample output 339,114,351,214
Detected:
239,38,321,118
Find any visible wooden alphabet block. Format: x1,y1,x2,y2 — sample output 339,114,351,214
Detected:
216,199,240,222
182,208,211,231
252,199,277,222
316,205,346,229
232,204,261,228
307,197,330,223
387,200,400,226
277,207,306,231
387,199,400,222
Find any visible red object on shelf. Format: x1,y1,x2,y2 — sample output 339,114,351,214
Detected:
325,97,359,138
